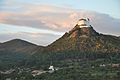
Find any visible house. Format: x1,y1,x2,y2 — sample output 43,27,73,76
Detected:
99,64,106,67
49,65,54,71
48,65,55,73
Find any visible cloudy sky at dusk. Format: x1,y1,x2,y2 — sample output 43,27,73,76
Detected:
0,0,120,46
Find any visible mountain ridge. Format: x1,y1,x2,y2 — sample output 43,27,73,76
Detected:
0,19,120,54
0,18,120,71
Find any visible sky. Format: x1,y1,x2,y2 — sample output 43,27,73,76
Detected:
0,0,120,46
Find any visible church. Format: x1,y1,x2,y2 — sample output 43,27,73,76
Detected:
77,18,91,28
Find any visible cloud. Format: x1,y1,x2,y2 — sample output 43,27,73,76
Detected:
0,4,76,32
0,4,120,37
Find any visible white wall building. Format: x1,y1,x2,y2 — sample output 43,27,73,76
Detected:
77,18,90,28
49,65,54,71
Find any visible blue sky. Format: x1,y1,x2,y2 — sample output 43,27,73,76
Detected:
0,0,120,45
47,0,120,18
1,0,119,18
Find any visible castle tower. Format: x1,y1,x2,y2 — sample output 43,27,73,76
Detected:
77,18,90,28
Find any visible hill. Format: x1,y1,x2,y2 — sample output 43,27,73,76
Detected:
32,18,120,68
45,23,120,53
0,39,44,69
0,39,44,55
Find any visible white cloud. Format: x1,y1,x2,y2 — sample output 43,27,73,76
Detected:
0,4,120,35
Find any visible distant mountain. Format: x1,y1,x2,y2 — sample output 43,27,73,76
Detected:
0,39,44,55
45,19,120,53
0,39,44,69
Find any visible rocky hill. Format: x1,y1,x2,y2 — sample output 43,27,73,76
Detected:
45,19,120,53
